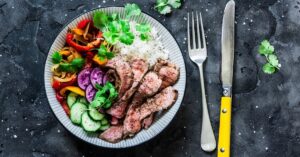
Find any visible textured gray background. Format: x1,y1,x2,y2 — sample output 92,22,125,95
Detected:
0,0,300,157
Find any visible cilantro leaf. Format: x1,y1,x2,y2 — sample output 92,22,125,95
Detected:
125,3,141,18
91,82,118,109
119,32,135,45
136,23,151,33
71,58,85,68
268,54,279,67
167,0,181,8
93,11,109,29
259,40,274,55
52,51,62,64
97,45,115,61
58,63,77,73
140,33,150,41
157,5,172,15
262,63,276,74
103,31,119,44
119,20,130,32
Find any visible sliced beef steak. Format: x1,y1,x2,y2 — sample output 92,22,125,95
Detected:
123,72,162,136
106,58,149,118
139,86,178,120
122,58,149,101
154,59,179,90
99,125,123,143
142,113,155,129
106,100,128,119
105,57,133,99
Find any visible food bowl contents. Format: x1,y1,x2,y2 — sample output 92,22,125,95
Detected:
50,3,180,143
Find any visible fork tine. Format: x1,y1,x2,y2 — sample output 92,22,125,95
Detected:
187,13,191,51
192,12,196,49
199,12,206,50
196,12,201,49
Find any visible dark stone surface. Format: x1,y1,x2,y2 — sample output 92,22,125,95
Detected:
0,0,300,156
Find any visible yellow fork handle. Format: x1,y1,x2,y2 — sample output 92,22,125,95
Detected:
217,97,232,157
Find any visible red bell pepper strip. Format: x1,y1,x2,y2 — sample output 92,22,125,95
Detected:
56,92,64,104
62,101,70,116
52,77,77,91
77,19,92,29
66,33,93,52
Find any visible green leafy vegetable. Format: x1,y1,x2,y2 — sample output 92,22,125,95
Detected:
97,45,115,61
70,58,85,68
125,3,142,18
258,40,280,74
259,40,274,55
52,51,62,64
263,63,276,74
155,0,181,15
93,3,150,45
58,58,85,73
91,82,118,109
136,23,151,41
93,11,109,29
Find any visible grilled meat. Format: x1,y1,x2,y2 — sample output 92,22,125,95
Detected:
106,57,133,99
106,58,149,118
99,125,123,143
139,86,178,120
154,59,179,89
123,72,162,136
142,113,155,129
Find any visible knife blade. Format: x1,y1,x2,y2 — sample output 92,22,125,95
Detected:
218,1,235,157
221,0,235,96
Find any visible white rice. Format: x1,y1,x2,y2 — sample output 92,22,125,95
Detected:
114,21,169,66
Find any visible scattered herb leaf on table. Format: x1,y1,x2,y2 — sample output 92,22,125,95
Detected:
258,40,281,74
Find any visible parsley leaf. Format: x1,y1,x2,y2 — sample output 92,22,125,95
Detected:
52,51,62,64
155,0,181,15
262,63,276,74
125,3,142,18
98,45,115,60
136,23,151,41
259,40,274,55
168,0,181,8
93,11,109,29
91,82,118,109
119,32,135,45
258,40,280,74
71,58,85,68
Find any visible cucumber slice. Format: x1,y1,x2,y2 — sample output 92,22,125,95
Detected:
77,97,88,105
67,92,78,108
101,118,108,125
99,124,110,131
81,111,101,132
88,105,104,121
70,102,87,125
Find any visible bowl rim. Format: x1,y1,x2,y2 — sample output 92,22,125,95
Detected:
44,6,187,148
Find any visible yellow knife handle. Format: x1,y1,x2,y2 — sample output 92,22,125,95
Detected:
217,97,232,157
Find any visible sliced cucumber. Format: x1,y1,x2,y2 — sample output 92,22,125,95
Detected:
81,111,101,132
101,118,108,125
77,97,88,105
88,105,104,121
99,124,110,131
67,92,78,108
70,102,87,125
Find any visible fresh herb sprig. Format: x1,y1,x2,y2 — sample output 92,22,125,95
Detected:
52,52,85,72
91,82,118,109
155,0,182,15
258,40,281,74
98,45,115,61
93,3,150,45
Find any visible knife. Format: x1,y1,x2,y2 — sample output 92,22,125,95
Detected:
218,0,235,157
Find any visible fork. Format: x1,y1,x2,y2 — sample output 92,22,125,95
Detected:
187,12,216,152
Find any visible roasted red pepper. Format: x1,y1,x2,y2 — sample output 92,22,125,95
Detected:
77,19,92,29
52,77,77,91
66,33,93,52
55,92,64,104
62,101,70,116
